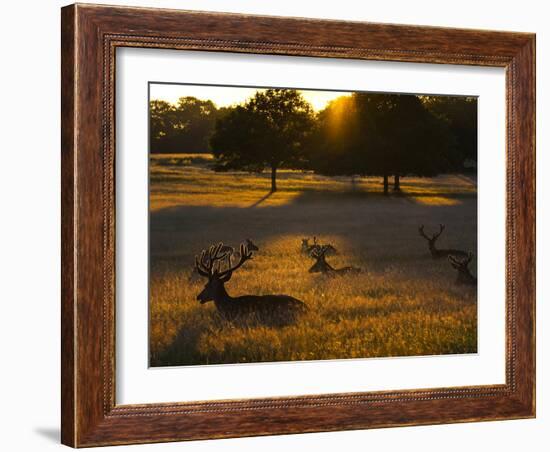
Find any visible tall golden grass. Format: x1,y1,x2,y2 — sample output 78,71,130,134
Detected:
149,154,477,366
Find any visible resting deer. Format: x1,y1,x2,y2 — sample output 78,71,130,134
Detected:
308,245,361,275
219,238,259,269
301,237,337,256
195,242,307,323
448,252,477,286
301,237,319,254
418,224,469,259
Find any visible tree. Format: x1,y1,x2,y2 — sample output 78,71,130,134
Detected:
150,99,175,144
311,93,454,195
149,96,223,153
382,94,454,191
421,96,477,170
306,95,361,179
210,89,315,192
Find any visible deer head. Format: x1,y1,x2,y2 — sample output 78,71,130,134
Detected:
308,245,332,273
448,252,476,285
301,236,319,253
419,224,445,247
195,242,253,303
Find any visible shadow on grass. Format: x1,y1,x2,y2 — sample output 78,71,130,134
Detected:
151,188,476,268
248,190,273,207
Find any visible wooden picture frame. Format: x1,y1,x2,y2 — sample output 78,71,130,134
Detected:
61,3,535,447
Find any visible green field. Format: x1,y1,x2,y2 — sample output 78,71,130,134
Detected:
149,153,477,367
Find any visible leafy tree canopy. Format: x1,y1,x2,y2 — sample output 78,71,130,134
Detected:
150,96,227,153
421,95,477,166
210,89,315,191
310,92,458,193
151,89,477,195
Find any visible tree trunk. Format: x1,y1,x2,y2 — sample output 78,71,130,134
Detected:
393,174,401,191
270,165,277,192
383,173,389,195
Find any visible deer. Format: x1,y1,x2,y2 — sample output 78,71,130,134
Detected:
220,238,259,255
218,238,259,270
418,224,470,259
308,245,361,275
301,236,319,254
301,237,337,256
448,252,477,286
195,242,307,323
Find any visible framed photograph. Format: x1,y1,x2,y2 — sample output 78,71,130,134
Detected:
61,4,535,447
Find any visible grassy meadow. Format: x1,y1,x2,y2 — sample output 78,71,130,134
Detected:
149,153,478,367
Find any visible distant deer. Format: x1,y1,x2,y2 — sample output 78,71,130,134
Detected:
301,237,319,254
219,238,259,269
308,245,361,275
219,238,259,255
195,242,307,323
301,237,337,256
448,252,477,286
418,224,469,259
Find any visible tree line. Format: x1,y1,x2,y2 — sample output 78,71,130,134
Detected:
150,89,477,194
150,97,230,154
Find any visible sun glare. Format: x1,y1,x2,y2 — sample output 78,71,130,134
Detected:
300,90,350,111
150,83,350,112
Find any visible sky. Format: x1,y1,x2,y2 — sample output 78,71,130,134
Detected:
149,83,352,111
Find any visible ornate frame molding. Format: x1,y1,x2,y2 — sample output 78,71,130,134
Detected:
62,4,535,447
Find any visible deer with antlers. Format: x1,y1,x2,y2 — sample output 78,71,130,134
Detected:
195,242,307,323
301,237,337,256
308,245,361,275
448,252,477,286
418,224,469,259
301,237,319,254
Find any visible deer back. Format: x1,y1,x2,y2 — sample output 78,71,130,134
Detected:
218,294,307,325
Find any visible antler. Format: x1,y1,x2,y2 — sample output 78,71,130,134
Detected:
418,225,431,241
195,243,231,277
448,252,473,268
419,224,445,241
433,224,445,240
217,242,253,278
310,245,328,259
448,254,460,267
